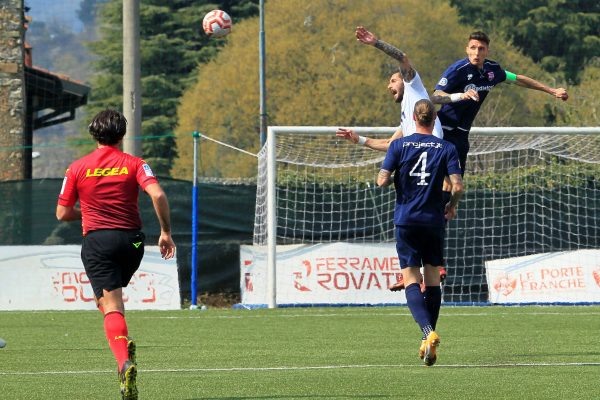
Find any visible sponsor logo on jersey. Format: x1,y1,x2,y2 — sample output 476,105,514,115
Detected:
403,141,443,149
85,167,129,177
464,83,495,93
487,71,495,81
142,164,154,177
438,77,447,86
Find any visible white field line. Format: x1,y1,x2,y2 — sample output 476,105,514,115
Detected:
1,362,599,376
137,311,600,320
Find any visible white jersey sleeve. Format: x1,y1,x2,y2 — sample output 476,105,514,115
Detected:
400,72,444,139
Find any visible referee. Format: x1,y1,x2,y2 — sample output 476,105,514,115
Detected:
56,109,176,400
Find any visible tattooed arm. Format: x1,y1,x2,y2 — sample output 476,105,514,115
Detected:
355,26,416,82
377,169,393,187
431,89,479,105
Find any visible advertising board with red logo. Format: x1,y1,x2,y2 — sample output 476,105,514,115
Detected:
240,243,407,306
0,246,180,310
486,250,600,304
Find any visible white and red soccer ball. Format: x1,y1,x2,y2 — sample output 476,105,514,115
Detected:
202,10,232,38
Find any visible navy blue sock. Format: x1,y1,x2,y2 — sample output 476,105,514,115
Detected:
405,283,433,337
424,286,442,330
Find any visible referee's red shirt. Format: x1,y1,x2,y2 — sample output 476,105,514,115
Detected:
58,146,159,235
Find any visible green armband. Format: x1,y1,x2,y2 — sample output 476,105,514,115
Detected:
505,70,517,82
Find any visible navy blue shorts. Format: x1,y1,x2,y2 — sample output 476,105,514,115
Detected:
81,229,145,299
442,128,469,176
395,225,444,268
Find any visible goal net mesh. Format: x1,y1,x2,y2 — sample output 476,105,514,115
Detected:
254,128,600,303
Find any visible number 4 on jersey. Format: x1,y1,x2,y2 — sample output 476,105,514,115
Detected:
409,152,431,186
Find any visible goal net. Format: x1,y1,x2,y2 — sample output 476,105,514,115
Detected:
253,126,600,304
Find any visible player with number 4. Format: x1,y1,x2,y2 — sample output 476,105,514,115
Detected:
377,99,463,366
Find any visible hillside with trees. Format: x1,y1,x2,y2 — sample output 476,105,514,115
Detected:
86,0,259,176
450,0,600,85
31,0,596,179
173,0,565,180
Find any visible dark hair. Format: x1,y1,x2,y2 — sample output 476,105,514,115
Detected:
413,99,436,127
88,109,127,145
469,31,490,46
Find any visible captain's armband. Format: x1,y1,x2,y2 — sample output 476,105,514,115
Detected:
505,70,517,82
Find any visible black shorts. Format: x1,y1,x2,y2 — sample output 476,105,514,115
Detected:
81,229,145,299
442,127,469,176
395,225,444,268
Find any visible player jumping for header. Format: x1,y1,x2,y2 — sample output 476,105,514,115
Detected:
336,26,454,291
431,30,568,175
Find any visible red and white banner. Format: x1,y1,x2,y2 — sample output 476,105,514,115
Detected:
240,243,406,306
0,246,180,310
486,250,600,303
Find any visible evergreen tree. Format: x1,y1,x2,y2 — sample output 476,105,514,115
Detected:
174,0,557,180
450,0,600,84
77,0,108,27
87,0,259,176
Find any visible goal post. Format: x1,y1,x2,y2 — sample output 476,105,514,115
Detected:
265,126,397,308
248,126,600,308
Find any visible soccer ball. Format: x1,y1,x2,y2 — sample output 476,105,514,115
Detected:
202,10,232,38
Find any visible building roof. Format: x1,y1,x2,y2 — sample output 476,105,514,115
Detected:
25,66,90,129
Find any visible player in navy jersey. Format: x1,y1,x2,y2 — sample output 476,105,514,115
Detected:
56,109,176,400
336,26,449,291
378,99,463,366
431,31,569,175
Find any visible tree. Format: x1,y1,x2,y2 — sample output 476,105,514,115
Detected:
173,0,557,180
514,1,600,85
86,0,259,176
27,19,91,81
561,63,600,126
77,0,108,28
450,0,600,84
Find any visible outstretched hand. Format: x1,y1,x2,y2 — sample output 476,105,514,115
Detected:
553,88,568,101
355,26,377,45
335,128,359,144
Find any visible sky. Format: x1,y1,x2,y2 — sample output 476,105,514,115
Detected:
25,0,83,32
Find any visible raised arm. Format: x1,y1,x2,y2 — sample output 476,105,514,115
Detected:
513,74,568,101
336,127,403,152
355,26,415,82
